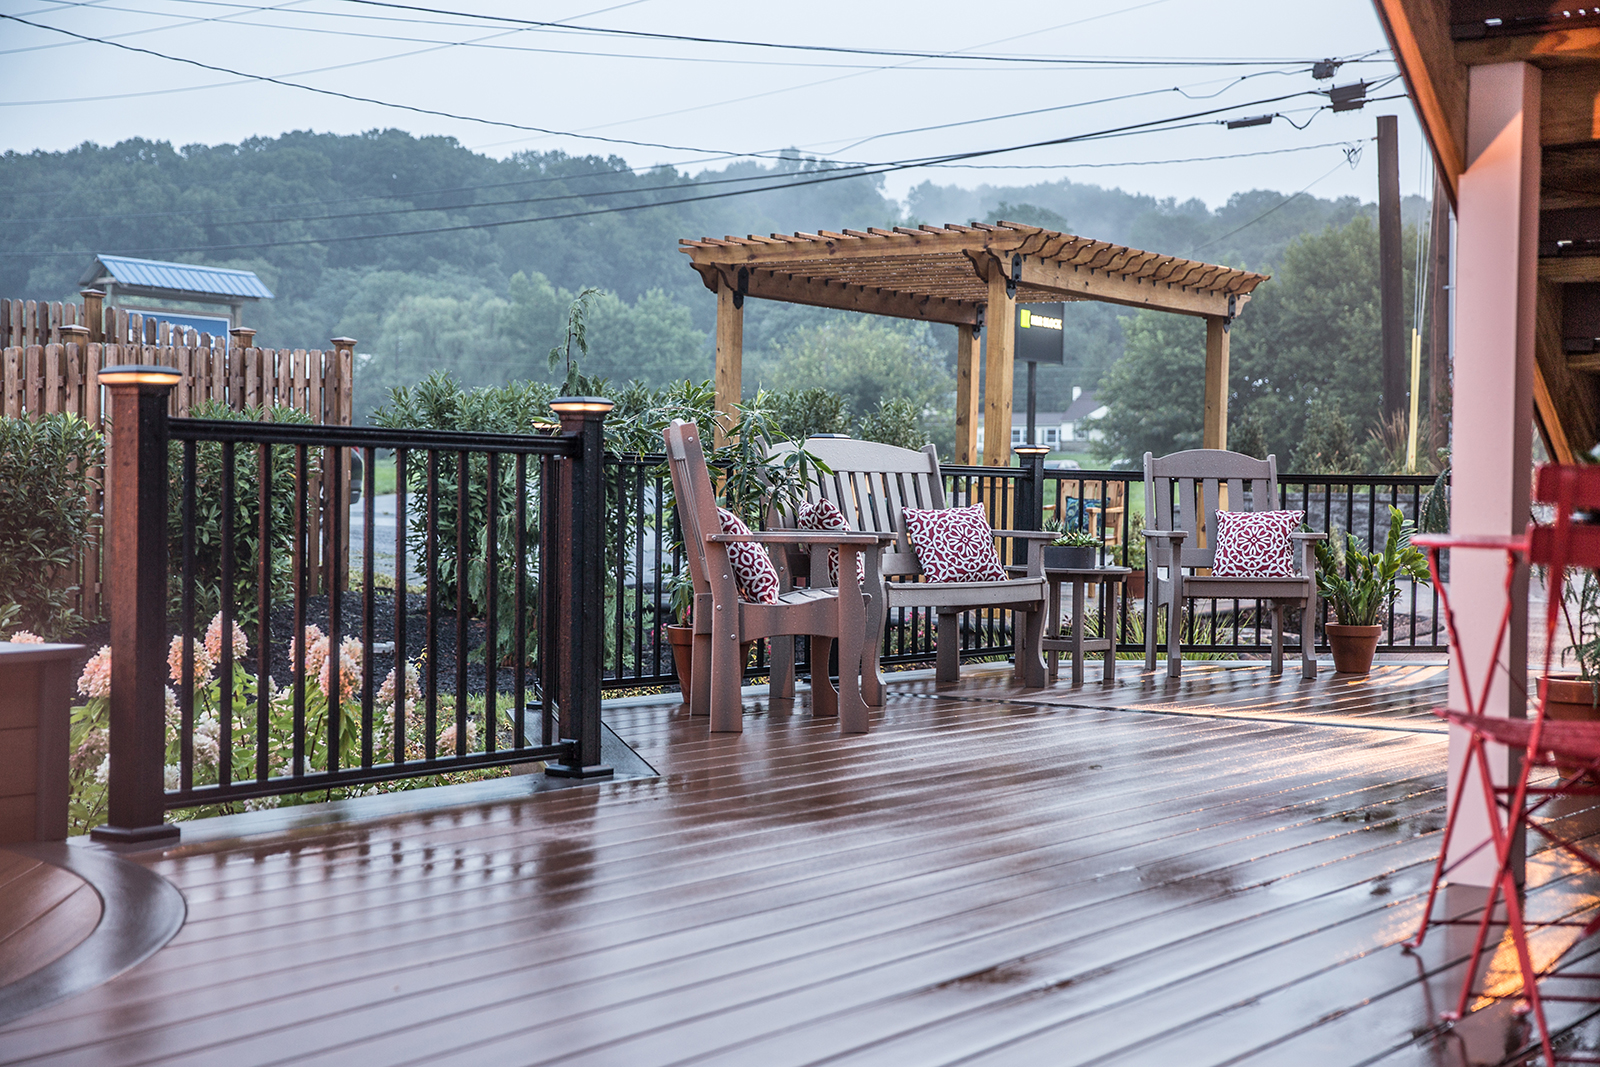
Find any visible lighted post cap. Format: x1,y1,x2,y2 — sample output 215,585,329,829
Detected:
98,365,182,386
1013,444,1051,457
548,396,615,415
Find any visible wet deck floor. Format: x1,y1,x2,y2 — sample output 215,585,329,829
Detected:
3,661,1595,1066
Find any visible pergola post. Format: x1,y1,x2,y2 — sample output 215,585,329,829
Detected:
981,263,1016,467
714,274,743,446
1202,316,1230,451
955,323,980,465
1445,61,1540,887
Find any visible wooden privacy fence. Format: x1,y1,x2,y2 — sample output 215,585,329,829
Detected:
1,311,355,623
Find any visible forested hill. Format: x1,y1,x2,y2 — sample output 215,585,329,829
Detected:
1,129,1425,423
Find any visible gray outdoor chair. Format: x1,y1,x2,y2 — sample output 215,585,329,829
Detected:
1142,448,1325,679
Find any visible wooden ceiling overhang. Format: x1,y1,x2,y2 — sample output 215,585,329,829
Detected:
679,222,1269,326
1372,0,1600,458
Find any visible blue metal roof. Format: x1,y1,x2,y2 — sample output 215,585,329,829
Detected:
83,255,274,299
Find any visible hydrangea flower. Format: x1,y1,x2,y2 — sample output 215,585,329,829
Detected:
77,645,111,699
203,612,249,663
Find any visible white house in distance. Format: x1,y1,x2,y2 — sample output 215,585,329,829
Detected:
976,387,1106,453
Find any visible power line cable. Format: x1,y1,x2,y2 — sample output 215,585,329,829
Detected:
1190,149,1366,255
1,89,1362,259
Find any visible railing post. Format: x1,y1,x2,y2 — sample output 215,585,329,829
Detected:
546,398,615,780
1012,445,1049,566
92,365,181,843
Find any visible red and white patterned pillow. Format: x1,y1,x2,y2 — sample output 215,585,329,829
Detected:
1211,509,1304,577
797,499,866,586
903,504,1007,583
716,508,781,604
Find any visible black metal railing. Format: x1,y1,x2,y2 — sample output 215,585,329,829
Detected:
593,455,1448,693
93,370,612,840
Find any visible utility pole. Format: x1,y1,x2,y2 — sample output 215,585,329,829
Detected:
1428,168,1451,455
1377,115,1406,427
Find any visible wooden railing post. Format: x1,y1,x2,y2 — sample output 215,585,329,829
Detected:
80,289,104,345
545,397,614,780
92,365,181,843
1012,445,1049,566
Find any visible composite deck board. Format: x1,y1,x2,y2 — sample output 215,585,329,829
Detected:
9,726,1440,1062
3,663,1575,1066
0,854,101,990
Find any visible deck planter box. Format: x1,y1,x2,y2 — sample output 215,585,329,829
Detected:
1042,545,1096,571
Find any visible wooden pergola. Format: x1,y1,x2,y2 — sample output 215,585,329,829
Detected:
680,222,1269,463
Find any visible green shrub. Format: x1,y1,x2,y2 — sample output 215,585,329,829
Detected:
0,413,104,638
168,401,308,630
768,387,849,442
858,397,929,451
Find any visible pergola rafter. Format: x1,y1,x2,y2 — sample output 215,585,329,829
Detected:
681,221,1269,463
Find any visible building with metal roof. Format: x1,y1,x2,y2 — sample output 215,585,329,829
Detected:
78,254,273,330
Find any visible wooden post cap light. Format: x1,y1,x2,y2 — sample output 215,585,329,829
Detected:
98,365,182,387
1013,445,1050,458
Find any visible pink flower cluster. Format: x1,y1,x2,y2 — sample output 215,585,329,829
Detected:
288,625,363,699
77,645,112,700
203,614,249,663
169,635,215,684
7,631,44,644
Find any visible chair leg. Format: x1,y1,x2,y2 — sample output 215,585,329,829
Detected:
769,635,795,700
1144,575,1158,673
1014,605,1048,688
1269,601,1284,676
708,630,744,733
936,611,961,683
860,591,884,707
835,582,869,734
809,635,839,718
690,633,711,718
1166,583,1183,679
1301,592,1318,680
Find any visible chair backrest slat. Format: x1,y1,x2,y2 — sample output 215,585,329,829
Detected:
769,436,949,578
1144,448,1282,570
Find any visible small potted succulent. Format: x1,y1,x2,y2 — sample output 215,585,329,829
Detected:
1313,506,1429,674
1042,522,1100,570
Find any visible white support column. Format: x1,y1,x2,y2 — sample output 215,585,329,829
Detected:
1446,61,1540,886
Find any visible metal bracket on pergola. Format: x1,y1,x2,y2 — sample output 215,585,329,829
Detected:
680,221,1269,463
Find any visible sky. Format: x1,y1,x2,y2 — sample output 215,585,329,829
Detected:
0,0,1434,211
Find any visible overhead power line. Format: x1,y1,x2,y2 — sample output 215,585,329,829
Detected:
1,87,1367,260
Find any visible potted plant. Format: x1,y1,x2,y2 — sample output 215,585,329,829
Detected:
1042,522,1100,570
1313,506,1429,674
1122,538,1147,600
664,569,697,701
1545,567,1600,735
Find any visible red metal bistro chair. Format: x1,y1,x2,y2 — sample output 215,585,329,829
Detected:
1407,465,1600,1064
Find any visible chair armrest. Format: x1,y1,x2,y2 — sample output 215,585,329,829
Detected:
991,529,1060,541
1288,531,1328,541
1142,529,1187,542
708,531,885,547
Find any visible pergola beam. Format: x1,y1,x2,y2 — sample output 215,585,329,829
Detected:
1012,257,1248,319
692,264,980,326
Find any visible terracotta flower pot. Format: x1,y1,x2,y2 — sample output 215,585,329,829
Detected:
1326,623,1382,675
1537,675,1600,778
666,624,694,699
1126,571,1146,601
665,625,755,707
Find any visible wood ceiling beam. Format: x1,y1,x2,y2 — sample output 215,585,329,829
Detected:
1456,27,1600,64
1542,65,1600,144
1539,254,1600,281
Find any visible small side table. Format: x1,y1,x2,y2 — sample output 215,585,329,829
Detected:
1008,565,1131,686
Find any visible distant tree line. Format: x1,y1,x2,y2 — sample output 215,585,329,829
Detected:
2,130,1434,468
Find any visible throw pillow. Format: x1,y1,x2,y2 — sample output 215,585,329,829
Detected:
1211,509,1305,577
796,499,866,586
902,504,1007,583
716,508,781,604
